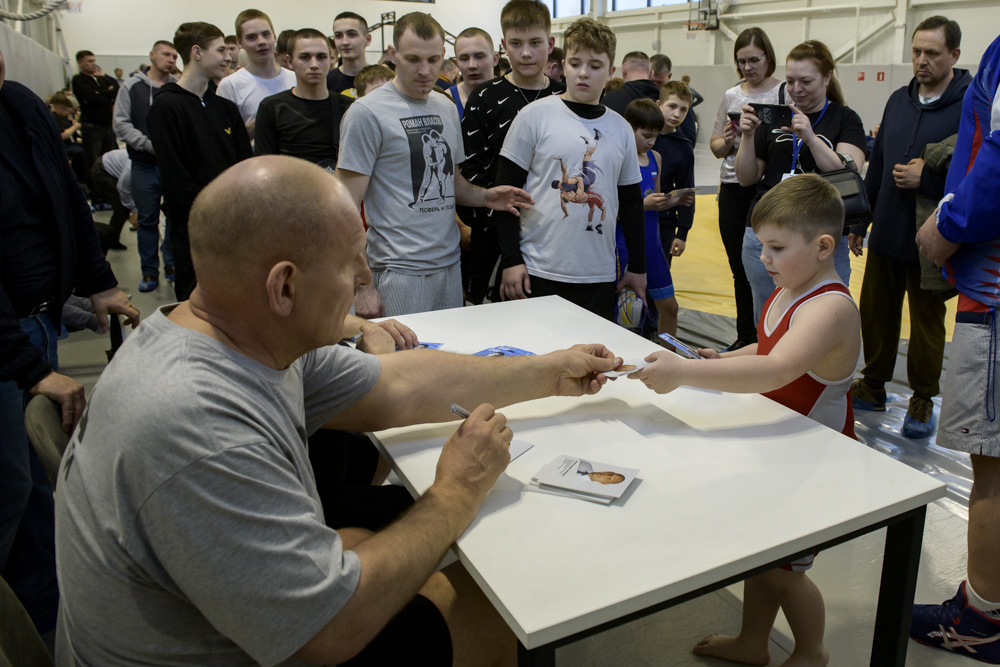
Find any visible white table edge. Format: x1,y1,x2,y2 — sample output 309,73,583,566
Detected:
368,431,945,649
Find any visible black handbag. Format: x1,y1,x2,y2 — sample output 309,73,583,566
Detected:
820,154,872,229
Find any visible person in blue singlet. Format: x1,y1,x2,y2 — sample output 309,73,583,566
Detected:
615,99,679,338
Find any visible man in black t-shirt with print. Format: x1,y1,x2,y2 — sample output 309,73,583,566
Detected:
256,29,353,172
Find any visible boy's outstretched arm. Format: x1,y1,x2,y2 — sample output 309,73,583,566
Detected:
630,294,859,395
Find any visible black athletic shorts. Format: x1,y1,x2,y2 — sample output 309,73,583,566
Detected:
340,594,453,666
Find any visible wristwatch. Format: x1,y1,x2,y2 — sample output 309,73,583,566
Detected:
838,152,858,172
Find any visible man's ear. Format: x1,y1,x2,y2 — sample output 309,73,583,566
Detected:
608,65,617,79
365,33,372,48
387,44,397,66
547,36,555,54
492,52,500,67
266,261,298,317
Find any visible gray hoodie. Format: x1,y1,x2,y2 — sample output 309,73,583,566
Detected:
112,69,177,165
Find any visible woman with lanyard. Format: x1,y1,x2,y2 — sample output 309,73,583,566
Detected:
734,40,868,323
710,27,784,351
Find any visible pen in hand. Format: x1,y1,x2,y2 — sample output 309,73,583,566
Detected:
450,403,471,419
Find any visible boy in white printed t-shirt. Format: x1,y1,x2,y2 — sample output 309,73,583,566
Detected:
493,17,647,321
216,9,296,141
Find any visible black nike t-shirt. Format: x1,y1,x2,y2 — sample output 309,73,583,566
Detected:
254,90,353,172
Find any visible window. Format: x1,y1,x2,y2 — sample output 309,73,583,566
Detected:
543,0,588,18
609,0,687,7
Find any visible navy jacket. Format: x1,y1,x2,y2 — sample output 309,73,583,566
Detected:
0,81,117,388
652,130,695,241
603,79,698,145
859,68,971,262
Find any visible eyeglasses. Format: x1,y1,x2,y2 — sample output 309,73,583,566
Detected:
735,55,766,68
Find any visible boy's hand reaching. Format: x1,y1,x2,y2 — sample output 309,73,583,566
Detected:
627,351,685,394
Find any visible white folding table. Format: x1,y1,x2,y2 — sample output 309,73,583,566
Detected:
370,297,945,666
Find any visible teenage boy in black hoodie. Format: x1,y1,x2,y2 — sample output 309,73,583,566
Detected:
147,22,253,301
848,16,971,439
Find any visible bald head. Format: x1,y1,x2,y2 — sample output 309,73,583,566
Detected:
189,156,359,285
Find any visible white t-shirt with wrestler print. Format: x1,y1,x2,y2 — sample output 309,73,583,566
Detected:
500,96,641,283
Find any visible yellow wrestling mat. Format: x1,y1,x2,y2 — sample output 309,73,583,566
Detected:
673,194,956,342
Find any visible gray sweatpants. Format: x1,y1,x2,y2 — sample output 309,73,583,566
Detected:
372,263,463,317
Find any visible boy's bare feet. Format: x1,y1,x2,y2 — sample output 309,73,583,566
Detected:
692,634,769,665
779,646,829,667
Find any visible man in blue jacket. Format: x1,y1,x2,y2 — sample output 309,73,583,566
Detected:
910,32,1000,662
0,44,138,638
848,16,971,438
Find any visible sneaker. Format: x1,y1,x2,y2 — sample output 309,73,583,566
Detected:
138,274,158,292
911,582,1000,663
851,378,886,411
903,396,937,439
164,266,175,284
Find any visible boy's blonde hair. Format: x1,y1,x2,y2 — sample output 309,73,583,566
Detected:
751,173,844,242
658,81,691,104
500,0,551,35
563,17,616,66
355,64,395,96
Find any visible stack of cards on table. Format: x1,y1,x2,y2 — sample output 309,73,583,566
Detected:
530,455,640,505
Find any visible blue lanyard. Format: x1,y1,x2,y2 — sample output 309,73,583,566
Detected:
790,99,830,173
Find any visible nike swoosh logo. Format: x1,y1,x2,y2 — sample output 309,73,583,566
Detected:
467,129,480,136
499,120,511,128
498,97,509,105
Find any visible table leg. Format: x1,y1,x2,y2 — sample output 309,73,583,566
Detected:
870,506,927,666
518,640,556,667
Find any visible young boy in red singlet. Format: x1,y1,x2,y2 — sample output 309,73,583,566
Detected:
629,172,861,667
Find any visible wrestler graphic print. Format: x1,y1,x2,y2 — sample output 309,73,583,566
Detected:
550,129,607,233
400,115,456,211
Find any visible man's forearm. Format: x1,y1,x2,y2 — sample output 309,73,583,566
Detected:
329,350,560,433
301,485,477,663
454,172,486,208
388,352,558,425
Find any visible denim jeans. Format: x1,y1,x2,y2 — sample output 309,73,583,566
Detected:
131,161,174,277
0,313,60,634
742,226,852,326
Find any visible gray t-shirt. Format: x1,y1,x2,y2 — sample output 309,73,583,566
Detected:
338,82,466,274
55,306,381,666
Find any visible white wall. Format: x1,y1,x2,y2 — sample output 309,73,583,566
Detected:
1,21,66,98
58,0,509,65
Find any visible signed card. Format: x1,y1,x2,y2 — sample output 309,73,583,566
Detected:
603,357,651,378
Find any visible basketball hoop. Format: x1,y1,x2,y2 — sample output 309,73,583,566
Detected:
682,21,706,32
